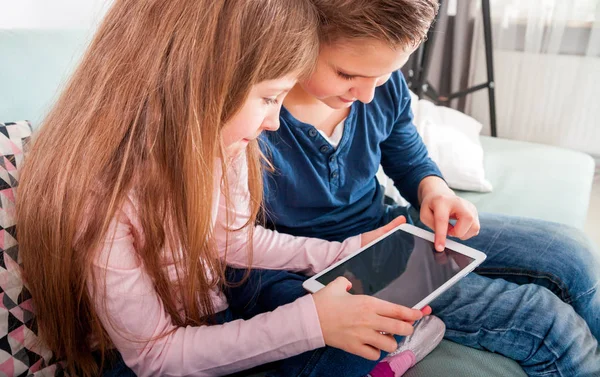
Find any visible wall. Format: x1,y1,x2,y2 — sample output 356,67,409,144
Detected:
0,0,112,29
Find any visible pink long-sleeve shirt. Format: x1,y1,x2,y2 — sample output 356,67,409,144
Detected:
90,156,362,376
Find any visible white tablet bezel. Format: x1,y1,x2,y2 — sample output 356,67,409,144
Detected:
302,223,487,309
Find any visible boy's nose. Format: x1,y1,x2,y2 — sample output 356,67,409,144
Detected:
351,84,377,104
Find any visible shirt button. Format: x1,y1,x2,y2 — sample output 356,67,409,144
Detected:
329,155,335,163
308,128,318,137
320,145,329,153
331,171,339,179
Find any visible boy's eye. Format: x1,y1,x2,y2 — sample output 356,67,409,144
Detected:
337,71,355,81
262,97,279,105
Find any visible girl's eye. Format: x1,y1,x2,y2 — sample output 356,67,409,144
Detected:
337,71,355,81
262,97,279,105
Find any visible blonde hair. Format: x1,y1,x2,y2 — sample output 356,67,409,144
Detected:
313,0,439,47
17,0,319,375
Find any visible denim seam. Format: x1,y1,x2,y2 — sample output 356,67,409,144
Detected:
570,280,599,303
295,348,325,377
475,268,572,303
479,221,506,254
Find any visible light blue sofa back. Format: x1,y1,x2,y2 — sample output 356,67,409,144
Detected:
0,29,93,128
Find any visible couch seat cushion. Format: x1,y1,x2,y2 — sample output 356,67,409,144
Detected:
457,136,595,229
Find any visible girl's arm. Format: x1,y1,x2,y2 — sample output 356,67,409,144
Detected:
218,223,361,274
90,200,325,377
215,156,361,274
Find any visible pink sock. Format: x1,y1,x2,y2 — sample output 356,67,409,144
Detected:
387,351,416,376
367,351,416,377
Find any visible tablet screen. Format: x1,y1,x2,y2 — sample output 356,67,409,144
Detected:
316,228,476,307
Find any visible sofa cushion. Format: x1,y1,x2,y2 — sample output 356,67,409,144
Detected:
456,136,595,229
0,121,67,376
405,339,526,377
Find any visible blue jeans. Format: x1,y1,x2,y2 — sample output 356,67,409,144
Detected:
227,206,600,377
392,206,600,376
384,206,600,341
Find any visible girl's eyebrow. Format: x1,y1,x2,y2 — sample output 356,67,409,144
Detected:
264,88,292,95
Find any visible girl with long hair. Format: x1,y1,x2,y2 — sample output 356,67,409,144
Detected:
17,1,428,376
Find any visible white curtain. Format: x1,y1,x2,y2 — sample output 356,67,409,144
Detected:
467,0,600,156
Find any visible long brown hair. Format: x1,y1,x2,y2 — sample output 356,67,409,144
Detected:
16,0,319,375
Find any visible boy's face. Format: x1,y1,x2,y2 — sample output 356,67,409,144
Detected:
300,39,419,109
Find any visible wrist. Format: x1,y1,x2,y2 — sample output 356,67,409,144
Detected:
308,293,328,346
418,176,453,204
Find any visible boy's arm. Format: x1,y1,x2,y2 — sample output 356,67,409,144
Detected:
417,175,454,204
379,72,443,208
380,73,480,250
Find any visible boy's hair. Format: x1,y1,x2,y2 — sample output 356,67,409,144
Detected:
313,0,439,47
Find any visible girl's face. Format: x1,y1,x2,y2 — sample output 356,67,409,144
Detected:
300,39,419,109
222,74,297,156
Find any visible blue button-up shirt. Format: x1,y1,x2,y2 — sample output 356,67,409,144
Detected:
261,71,442,241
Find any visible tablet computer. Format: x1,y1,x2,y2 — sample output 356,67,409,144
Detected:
303,223,486,309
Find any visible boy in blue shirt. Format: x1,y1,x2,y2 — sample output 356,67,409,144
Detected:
228,0,600,375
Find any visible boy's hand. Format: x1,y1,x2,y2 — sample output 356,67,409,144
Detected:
418,177,480,251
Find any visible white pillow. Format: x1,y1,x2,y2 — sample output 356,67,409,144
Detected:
376,92,492,200
410,91,493,192
376,165,410,206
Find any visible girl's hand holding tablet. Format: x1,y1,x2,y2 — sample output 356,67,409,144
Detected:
312,276,426,361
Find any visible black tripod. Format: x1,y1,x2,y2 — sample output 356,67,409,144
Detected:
406,0,498,137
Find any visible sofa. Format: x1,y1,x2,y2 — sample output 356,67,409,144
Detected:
1,29,596,377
